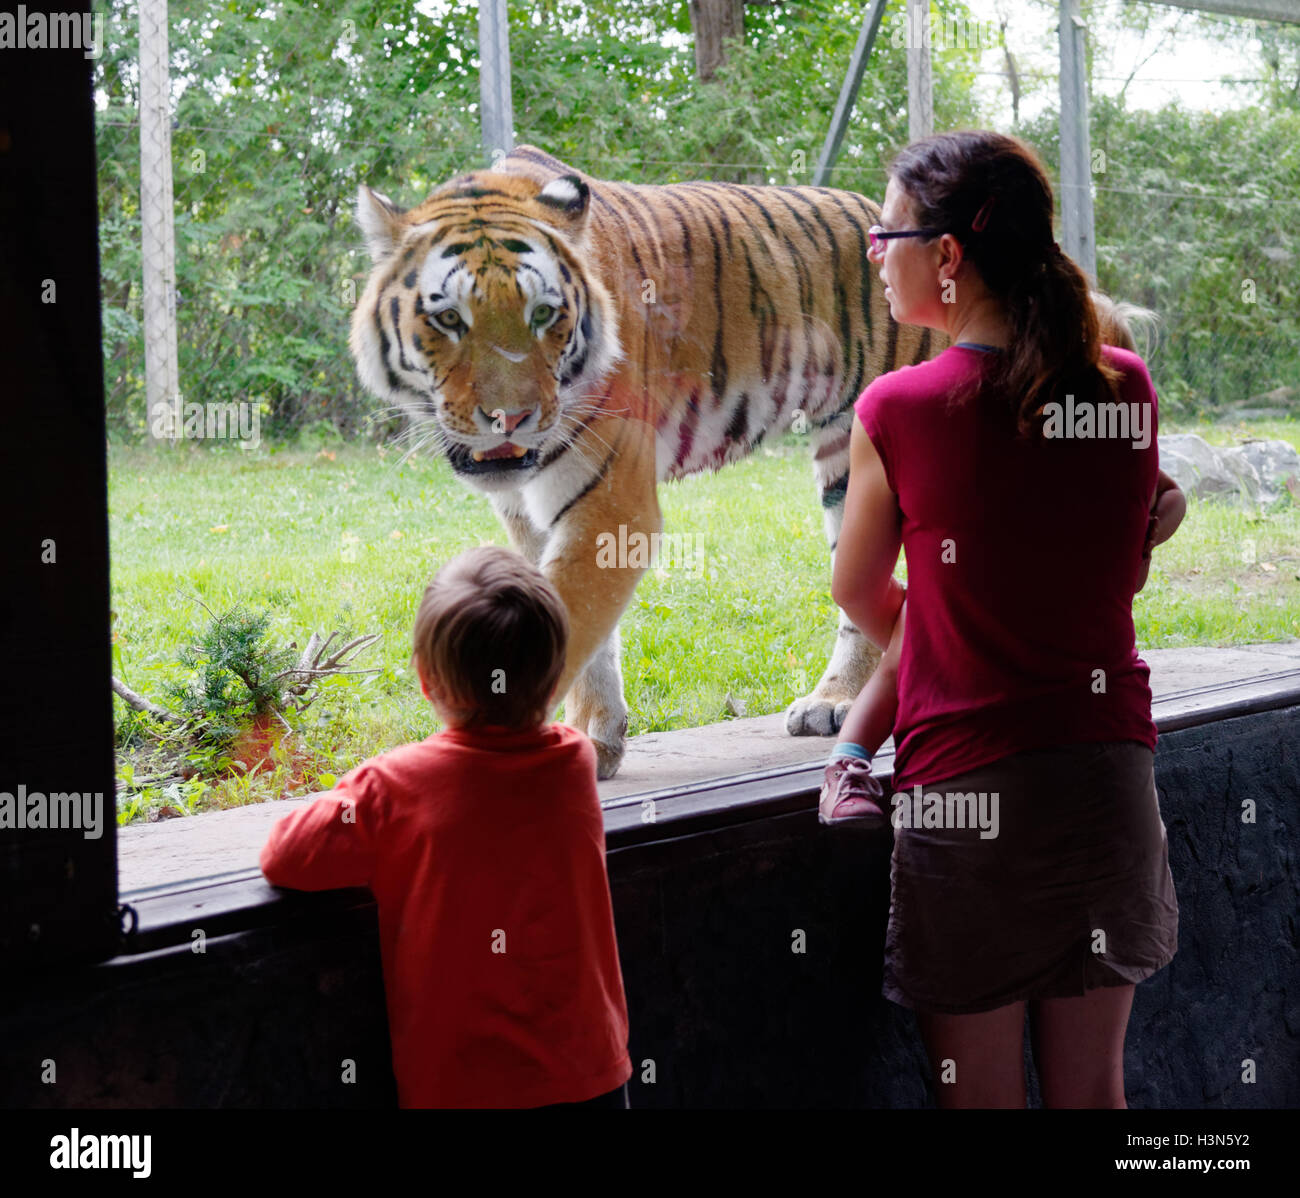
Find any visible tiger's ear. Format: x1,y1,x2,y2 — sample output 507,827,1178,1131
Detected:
536,175,590,223
355,185,406,264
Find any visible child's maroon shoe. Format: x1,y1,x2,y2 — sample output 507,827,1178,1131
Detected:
818,756,887,827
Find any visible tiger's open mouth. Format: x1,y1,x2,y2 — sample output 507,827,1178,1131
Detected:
447,440,540,474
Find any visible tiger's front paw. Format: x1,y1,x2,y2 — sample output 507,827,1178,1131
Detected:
585,714,628,781
591,735,626,781
784,695,854,737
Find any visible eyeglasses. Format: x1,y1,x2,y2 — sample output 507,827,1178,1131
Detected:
867,224,947,258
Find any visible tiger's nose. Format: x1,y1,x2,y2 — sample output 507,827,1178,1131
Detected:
480,406,536,435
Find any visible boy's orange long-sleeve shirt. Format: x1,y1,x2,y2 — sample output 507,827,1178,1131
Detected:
259,721,632,1109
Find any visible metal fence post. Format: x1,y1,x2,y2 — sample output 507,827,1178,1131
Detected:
139,0,179,443
478,0,514,166
907,0,933,143
1059,0,1097,279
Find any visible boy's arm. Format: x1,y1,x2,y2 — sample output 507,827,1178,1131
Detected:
259,767,378,891
1136,469,1186,593
1144,468,1186,556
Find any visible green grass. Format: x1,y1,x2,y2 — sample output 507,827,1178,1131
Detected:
108,421,1300,823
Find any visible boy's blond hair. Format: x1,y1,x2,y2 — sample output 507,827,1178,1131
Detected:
411,545,568,731
1090,289,1160,358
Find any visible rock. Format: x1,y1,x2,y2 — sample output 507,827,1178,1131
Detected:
1236,439,1300,506
1157,432,1298,508
1216,446,1264,504
1159,434,1255,505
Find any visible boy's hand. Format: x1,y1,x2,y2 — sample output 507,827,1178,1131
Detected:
1146,470,1186,554
1136,470,1185,594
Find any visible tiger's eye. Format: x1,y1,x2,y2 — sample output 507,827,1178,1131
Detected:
434,309,462,330
530,304,554,327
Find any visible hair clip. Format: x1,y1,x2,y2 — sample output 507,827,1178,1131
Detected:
971,196,995,233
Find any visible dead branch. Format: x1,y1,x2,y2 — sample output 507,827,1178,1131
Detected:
274,631,383,697
319,633,382,672
294,631,324,674
116,624,381,754
112,676,186,725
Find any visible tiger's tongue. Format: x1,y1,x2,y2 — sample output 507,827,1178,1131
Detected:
474,442,527,461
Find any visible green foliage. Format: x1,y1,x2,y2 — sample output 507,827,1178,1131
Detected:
95,0,1297,442
1020,95,1300,415
94,0,986,440
1221,14,1300,112
115,772,210,826
508,0,985,188
96,0,484,440
162,602,297,745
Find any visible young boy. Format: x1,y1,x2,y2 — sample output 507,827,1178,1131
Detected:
820,297,1187,825
260,545,633,1108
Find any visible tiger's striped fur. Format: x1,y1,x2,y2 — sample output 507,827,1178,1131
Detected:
350,145,942,779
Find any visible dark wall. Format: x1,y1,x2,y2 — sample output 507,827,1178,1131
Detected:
0,4,120,968
1,706,1296,1109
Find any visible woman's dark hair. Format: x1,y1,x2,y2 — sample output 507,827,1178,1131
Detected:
888,129,1123,440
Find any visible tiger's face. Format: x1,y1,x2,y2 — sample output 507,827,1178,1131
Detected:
349,173,622,493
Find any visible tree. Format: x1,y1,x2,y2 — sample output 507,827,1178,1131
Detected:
689,0,745,81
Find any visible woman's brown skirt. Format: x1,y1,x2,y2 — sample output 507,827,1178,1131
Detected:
882,739,1179,1015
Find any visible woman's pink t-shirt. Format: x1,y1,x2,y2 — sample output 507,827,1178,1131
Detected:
854,343,1159,790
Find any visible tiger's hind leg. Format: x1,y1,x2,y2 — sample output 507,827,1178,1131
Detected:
784,412,883,737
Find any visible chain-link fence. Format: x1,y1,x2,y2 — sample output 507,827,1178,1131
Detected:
94,0,1300,443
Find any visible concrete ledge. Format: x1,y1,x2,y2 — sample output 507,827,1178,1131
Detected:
117,642,1300,895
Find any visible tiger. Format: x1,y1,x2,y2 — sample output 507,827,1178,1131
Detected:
349,144,1133,781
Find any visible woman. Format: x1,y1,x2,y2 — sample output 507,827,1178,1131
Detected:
831,130,1181,1109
